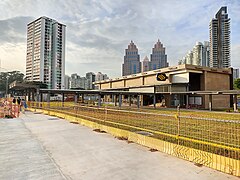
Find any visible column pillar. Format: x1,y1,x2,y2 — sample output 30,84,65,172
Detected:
119,94,122,108
82,94,84,103
209,94,212,111
98,94,101,107
137,95,140,109
28,90,31,101
40,93,43,102
47,92,50,108
140,95,144,107
114,95,117,106
62,93,65,107
31,90,35,101
153,94,156,109
233,94,238,112
74,94,78,104
111,94,114,103
129,95,132,106
186,94,189,108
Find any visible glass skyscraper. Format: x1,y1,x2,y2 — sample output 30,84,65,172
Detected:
150,39,168,70
122,41,141,76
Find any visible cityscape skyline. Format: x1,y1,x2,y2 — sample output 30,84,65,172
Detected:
0,0,239,78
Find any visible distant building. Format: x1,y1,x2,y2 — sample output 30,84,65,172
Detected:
192,42,203,66
79,77,87,89
86,72,95,90
69,73,87,89
150,39,168,70
181,41,209,67
25,16,66,89
142,56,150,72
185,51,193,65
233,69,239,80
202,41,210,67
64,75,70,89
122,41,141,76
96,72,109,81
209,6,230,68
70,73,81,89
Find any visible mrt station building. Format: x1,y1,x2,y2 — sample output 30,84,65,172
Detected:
94,64,233,109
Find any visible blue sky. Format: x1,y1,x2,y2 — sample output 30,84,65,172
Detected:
0,0,239,78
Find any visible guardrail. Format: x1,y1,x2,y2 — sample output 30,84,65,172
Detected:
28,101,240,176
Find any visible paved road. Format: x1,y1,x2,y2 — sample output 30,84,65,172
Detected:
0,112,238,180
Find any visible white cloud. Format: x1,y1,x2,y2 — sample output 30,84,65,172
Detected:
0,43,26,72
0,0,239,78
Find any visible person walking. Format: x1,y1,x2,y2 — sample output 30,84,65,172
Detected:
13,97,16,104
17,97,21,115
17,97,21,105
22,99,27,113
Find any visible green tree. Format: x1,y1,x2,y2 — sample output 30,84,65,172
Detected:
0,71,24,91
233,78,240,90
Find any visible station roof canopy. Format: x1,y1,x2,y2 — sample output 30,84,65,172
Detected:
38,89,240,96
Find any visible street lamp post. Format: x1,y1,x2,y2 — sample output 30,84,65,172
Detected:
5,76,9,98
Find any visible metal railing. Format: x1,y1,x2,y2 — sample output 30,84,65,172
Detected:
28,101,240,176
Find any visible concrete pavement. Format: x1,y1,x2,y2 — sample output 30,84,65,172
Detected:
0,112,238,180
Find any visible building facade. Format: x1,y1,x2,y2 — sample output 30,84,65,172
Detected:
26,16,66,89
233,69,239,80
202,41,210,67
185,51,193,65
122,41,141,76
209,6,230,68
180,41,209,67
142,56,150,72
64,75,70,89
192,42,203,66
70,73,81,89
70,73,87,89
96,72,109,81
86,72,96,90
150,39,168,70
95,64,233,109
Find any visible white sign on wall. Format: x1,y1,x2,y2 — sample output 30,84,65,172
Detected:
171,73,189,83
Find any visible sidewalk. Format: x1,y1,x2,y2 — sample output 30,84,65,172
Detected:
0,112,238,180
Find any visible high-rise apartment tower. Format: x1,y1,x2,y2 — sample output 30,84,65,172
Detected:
209,6,230,68
26,16,66,89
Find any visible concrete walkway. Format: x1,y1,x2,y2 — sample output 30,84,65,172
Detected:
0,112,238,180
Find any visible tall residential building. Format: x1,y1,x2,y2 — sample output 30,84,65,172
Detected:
202,41,210,67
26,16,66,89
79,77,87,89
192,42,203,66
69,73,87,89
122,41,141,76
142,56,150,72
150,39,168,70
86,72,95,90
233,69,239,80
185,51,193,65
70,73,81,89
96,72,109,81
180,41,210,67
209,6,230,68
64,75,70,89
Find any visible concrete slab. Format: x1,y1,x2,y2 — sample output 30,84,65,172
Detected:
0,112,238,180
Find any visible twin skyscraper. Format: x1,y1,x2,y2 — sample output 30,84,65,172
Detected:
122,40,169,76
